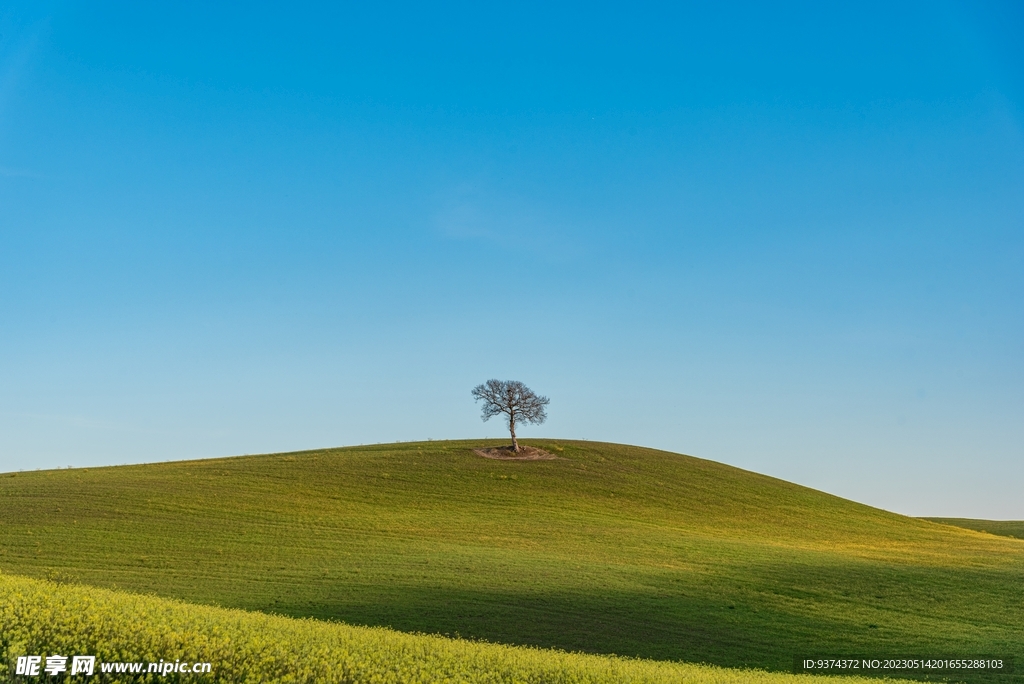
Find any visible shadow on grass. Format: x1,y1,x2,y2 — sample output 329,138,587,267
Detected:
236,555,1024,683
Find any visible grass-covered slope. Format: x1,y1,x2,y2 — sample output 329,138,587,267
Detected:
1,440,1022,674
921,518,1024,541
1,572,891,684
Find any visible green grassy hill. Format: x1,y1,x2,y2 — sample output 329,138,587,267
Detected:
1,440,1021,676
921,518,1024,541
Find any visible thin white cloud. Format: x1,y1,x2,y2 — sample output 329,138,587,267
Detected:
0,13,48,153
432,182,583,259
0,165,44,178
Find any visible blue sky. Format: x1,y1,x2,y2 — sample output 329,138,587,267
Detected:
1,1,1021,517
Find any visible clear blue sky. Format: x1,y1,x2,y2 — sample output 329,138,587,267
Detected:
1,2,1021,517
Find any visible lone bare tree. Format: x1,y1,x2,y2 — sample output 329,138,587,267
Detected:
472,379,549,452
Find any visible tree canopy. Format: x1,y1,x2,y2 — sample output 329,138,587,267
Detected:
471,380,549,452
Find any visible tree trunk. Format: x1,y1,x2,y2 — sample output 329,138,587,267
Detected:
509,415,519,452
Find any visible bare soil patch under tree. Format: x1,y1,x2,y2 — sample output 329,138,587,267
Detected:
473,445,557,460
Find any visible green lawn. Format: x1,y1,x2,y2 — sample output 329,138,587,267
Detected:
1,440,1021,677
